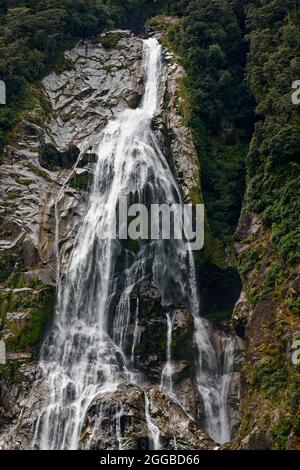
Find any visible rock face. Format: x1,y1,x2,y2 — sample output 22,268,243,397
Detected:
0,31,144,361
0,364,44,450
154,34,201,204
43,31,144,151
229,207,300,450
0,30,240,450
79,384,213,450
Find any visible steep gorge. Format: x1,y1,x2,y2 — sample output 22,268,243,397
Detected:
0,1,299,452
0,30,243,450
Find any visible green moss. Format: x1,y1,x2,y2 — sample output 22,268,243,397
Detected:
247,260,286,307
41,143,79,170
271,411,300,450
251,358,289,400
0,257,15,284
26,162,52,184
0,360,22,383
78,152,98,168
54,56,75,74
127,94,139,110
4,272,44,290
271,417,292,450
288,297,300,316
6,289,55,351
264,262,285,291
15,177,34,186
189,186,202,205
175,78,191,127
239,248,260,276
103,64,118,73
100,33,122,49
70,171,90,191
61,112,73,123
136,320,167,363
21,84,52,123
172,325,194,365
6,191,21,200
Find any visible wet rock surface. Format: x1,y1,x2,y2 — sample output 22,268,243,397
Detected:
0,364,44,450
229,203,300,450
0,30,241,450
79,383,214,450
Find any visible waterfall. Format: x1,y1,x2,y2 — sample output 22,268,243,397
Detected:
160,312,175,396
130,298,141,365
144,393,161,451
115,406,123,450
32,37,234,450
194,321,234,444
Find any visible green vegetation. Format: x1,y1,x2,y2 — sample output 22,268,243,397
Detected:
70,171,90,191
100,32,122,49
239,247,260,276
163,0,255,247
0,0,165,153
246,0,300,266
6,289,56,350
247,351,300,449
0,0,299,448
1,0,299,262
25,161,52,183
41,143,79,170
0,278,56,351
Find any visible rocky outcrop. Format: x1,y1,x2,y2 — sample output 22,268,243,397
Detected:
154,36,201,204
0,30,144,362
80,383,213,450
0,30,146,449
0,29,241,450
0,363,44,450
43,31,144,151
229,207,300,450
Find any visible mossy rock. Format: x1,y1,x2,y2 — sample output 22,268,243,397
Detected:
189,186,203,205
70,171,90,191
26,162,52,183
126,93,140,110
0,251,19,284
100,33,123,49
5,289,56,351
172,325,194,364
40,143,80,170
78,151,98,168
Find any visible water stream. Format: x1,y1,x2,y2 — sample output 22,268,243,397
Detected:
160,312,175,397
33,37,234,450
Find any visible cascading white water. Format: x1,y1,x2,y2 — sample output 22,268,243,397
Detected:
194,318,234,444
160,312,175,396
144,392,161,451
33,37,234,450
115,406,124,450
130,298,141,365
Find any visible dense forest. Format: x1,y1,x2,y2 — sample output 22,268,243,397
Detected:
2,0,299,257
0,0,299,451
